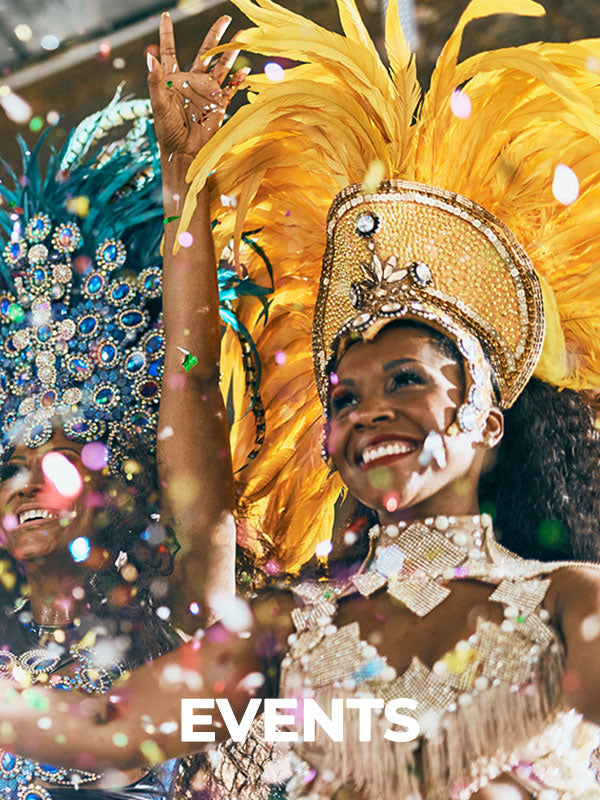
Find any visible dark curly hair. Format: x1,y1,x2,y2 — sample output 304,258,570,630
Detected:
479,378,600,562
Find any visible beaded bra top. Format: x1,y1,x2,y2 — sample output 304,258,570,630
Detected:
206,516,600,800
0,617,124,800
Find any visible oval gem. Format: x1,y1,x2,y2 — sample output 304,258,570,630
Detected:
88,275,103,294
145,334,162,354
125,353,144,373
37,325,51,342
121,311,142,326
96,388,113,405
79,316,97,335
139,381,158,399
112,283,130,301
100,344,117,364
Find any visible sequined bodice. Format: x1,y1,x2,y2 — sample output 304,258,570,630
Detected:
208,516,600,800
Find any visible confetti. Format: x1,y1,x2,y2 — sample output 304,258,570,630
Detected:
264,62,285,82
69,537,91,563
29,116,43,132
66,195,90,218
112,57,126,70
14,24,32,42
42,451,82,497
189,601,201,615
182,353,198,372
177,0,207,14
450,89,472,119
163,215,180,224
178,231,193,248
315,539,333,558
383,491,399,513
140,740,165,763
158,425,174,441
156,606,171,620
329,372,339,385
98,40,111,59
46,110,59,125
81,441,109,471
112,733,129,748
419,430,446,469
275,350,286,365
41,35,60,51
37,716,52,730
552,164,579,205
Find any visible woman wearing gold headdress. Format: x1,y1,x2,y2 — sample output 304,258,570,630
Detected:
0,1,600,798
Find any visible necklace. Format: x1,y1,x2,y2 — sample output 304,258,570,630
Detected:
0,615,126,798
348,513,492,616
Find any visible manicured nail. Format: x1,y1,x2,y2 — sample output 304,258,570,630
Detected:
147,52,154,71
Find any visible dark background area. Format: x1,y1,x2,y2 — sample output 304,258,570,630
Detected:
0,0,598,167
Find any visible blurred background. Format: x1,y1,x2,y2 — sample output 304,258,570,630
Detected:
0,0,598,165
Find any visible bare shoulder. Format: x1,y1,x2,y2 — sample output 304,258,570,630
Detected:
545,562,600,620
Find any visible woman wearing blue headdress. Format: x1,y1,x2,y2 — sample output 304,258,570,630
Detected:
0,20,251,800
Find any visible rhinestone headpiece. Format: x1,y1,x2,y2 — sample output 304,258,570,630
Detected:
0,212,163,472
313,180,546,432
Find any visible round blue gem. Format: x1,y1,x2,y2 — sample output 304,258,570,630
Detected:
146,334,162,354
121,311,142,326
144,274,159,292
104,244,117,261
80,316,97,334
37,325,51,342
71,358,88,374
96,388,113,405
88,274,103,294
100,343,117,364
9,242,20,257
125,353,144,373
112,283,130,301
33,268,45,285
52,303,67,320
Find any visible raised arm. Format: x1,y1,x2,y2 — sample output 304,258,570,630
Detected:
148,14,249,630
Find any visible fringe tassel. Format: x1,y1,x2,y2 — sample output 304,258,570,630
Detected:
281,642,565,800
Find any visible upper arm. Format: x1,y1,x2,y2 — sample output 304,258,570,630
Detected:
548,565,600,723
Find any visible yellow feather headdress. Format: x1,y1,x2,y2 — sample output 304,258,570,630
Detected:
176,0,600,571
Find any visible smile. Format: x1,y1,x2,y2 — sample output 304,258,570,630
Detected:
18,508,59,525
359,439,418,468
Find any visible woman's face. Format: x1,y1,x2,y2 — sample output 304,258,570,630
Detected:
0,432,104,563
326,324,503,521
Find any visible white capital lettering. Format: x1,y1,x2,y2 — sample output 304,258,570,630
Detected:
302,698,344,742
216,698,262,741
384,697,420,742
180,699,215,742
263,698,298,742
346,698,384,741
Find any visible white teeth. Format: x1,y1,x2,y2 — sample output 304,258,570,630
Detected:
18,509,57,524
361,441,416,465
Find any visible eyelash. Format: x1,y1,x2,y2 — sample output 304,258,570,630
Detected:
0,464,20,482
330,370,426,414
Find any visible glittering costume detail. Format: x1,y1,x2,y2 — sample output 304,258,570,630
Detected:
0,92,270,474
173,0,600,572
314,181,544,423
205,518,600,799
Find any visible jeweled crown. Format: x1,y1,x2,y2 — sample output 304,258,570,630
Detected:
0,212,163,472
313,180,546,424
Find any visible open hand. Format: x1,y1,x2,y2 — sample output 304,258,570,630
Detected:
147,12,249,157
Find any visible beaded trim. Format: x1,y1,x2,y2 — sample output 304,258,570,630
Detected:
0,216,164,474
313,180,545,411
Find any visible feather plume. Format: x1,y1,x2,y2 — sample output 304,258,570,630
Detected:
176,0,600,570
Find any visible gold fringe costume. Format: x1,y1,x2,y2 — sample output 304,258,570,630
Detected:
176,0,600,573
171,1,600,797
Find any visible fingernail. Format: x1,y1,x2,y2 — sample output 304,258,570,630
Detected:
147,52,154,72
162,10,171,18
